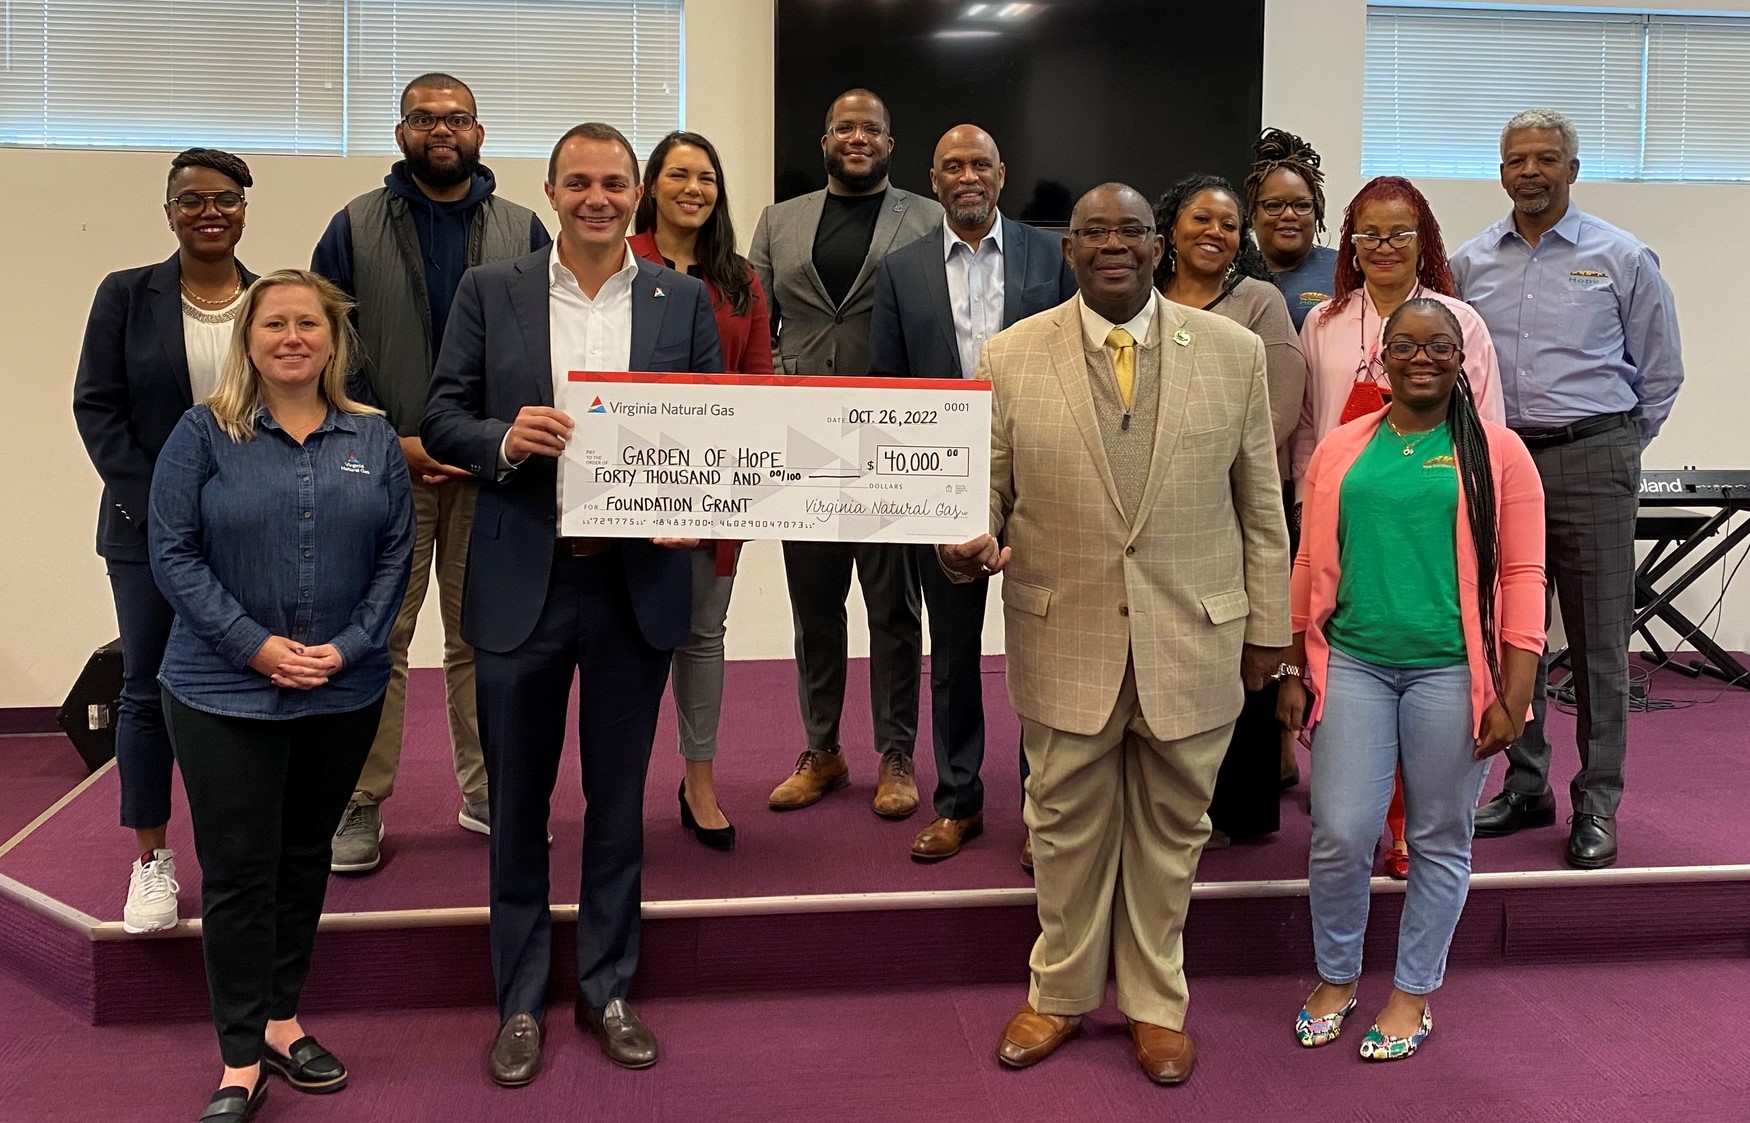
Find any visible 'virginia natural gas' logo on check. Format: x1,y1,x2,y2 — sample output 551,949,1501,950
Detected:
589,396,607,413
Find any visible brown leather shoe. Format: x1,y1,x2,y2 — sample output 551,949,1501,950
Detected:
997,1003,1081,1068
1129,1021,1195,1085
1020,834,1034,874
576,997,658,1069
487,1012,543,1087
910,812,983,861
768,748,850,810
872,750,919,819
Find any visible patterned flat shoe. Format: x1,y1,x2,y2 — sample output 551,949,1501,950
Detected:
1358,1005,1433,1061
1295,994,1358,1047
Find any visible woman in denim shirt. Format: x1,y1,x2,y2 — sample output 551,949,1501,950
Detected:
149,269,412,1123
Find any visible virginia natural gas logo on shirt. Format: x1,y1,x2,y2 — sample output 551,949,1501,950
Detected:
340,454,370,475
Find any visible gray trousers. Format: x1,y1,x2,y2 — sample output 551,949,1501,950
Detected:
782,540,921,756
1504,415,1639,818
672,546,738,762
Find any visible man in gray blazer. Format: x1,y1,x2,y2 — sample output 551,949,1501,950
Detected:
868,124,1077,862
749,89,944,818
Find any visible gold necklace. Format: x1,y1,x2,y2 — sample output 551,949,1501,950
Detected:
181,275,243,307
1386,416,1439,457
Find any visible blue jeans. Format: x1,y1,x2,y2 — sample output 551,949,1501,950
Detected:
107,559,176,829
1308,648,1487,995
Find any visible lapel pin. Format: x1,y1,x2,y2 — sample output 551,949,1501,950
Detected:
1172,328,1192,348
653,286,666,298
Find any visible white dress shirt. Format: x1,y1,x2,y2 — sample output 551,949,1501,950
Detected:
1077,289,1159,351
943,218,1005,379
500,243,640,473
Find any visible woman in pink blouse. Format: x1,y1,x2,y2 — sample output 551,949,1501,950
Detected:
1292,176,1505,877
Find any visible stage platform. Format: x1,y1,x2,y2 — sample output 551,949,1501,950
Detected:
4,656,1747,1025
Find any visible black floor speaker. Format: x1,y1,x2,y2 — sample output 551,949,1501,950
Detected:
57,638,123,773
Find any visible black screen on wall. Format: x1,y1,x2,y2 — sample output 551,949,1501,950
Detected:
773,0,1266,224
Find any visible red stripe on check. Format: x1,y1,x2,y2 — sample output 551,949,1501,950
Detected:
566,370,988,392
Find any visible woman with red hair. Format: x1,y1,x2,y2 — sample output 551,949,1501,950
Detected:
1291,176,1505,879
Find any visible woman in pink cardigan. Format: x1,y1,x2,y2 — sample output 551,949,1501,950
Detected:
1278,298,1545,1061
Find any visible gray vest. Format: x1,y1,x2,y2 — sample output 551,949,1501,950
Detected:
346,188,535,433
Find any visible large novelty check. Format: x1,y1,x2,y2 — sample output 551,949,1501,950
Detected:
559,372,991,544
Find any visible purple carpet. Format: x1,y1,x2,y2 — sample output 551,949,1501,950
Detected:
0,733,90,844
4,655,1747,925
2,957,1747,1121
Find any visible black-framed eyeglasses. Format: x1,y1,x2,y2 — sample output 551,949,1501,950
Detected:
402,111,477,132
1256,198,1315,217
828,120,886,140
168,190,244,215
1384,339,1459,361
1069,224,1155,248
1351,230,1418,251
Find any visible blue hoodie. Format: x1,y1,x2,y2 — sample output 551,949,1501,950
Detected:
311,161,549,350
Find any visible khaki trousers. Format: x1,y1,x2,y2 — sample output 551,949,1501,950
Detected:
1022,660,1231,1030
353,475,487,806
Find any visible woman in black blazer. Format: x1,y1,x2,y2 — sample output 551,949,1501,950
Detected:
72,147,257,935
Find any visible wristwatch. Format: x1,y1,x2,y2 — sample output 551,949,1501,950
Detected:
1273,662,1304,681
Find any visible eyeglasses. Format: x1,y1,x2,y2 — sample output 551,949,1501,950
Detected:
402,112,477,132
1351,230,1418,251
168,190,245,215
1384,339,1459,361
1069,225,1156,248
828,120,885,140
1256,198,1315,217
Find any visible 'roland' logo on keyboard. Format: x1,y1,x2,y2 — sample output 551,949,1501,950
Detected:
1640,476,1685,494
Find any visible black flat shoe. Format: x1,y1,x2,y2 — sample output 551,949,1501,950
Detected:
198,1071,267,1121
1566,814,1618,869
679,780,735,851
263,1033,348,1094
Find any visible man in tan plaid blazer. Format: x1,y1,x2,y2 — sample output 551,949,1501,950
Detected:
944,183,1290,1085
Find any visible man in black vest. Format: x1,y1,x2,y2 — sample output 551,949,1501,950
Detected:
312,72,550,873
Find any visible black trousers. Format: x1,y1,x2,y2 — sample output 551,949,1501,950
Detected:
782,540,921,756
107,559,176,828
164,692,381,1068
475,553,671,1021
915,546,991,818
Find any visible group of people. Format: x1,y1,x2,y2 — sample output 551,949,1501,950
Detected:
70,71,1681,1120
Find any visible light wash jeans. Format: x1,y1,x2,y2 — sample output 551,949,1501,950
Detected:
1308,647,1489,995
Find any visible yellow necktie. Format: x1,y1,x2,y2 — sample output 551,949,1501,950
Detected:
1107,327,1136,410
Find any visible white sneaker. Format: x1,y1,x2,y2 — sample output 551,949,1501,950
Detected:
123,849,180,933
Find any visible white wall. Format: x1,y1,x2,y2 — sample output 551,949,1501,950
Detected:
5,0,1747,707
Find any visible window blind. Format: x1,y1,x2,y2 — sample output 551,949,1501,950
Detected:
1,0,683,158
1363,4,1750,183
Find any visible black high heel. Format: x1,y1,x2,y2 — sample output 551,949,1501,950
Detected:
679,780,736,851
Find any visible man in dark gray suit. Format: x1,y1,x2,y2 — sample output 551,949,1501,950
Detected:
869,124,1077,862
423,123,721,1087
750,89,943,818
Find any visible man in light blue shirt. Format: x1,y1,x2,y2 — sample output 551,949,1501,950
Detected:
1453,108,1684,870
869,124,1077,864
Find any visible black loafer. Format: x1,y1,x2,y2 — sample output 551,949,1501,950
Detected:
198,1071,267,1121
262,1034,348,1094
1472,789,1556,837
1566,814,1618,869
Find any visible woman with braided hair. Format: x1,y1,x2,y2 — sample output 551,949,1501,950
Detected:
1246,128,1338,331
1278,298,1544,1061
1153,174,1306,845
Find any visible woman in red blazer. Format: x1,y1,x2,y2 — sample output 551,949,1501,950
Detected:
630,130,770,850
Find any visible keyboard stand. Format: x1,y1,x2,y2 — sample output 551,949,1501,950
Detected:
1548,505,1750,689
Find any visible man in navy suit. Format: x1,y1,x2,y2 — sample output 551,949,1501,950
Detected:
869,124,1077,863
423,122,722,1087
